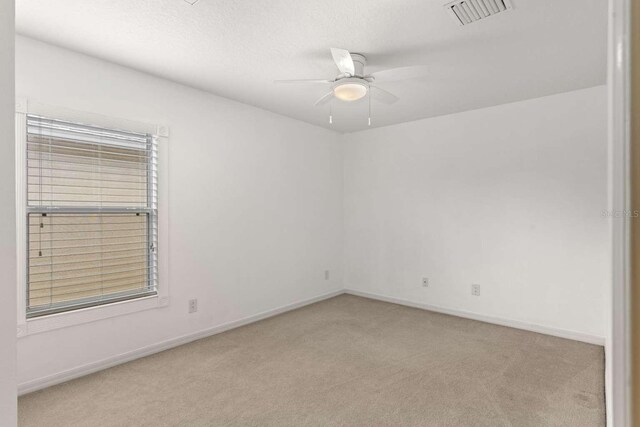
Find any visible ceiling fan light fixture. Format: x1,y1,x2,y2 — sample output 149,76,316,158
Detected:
333,80,368,102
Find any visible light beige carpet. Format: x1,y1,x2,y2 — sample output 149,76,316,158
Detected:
19,295,605,427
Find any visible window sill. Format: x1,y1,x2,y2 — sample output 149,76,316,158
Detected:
17,294,169,337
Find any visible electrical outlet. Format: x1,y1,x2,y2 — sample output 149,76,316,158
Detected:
422,277,429,287
471,284,481,296
325,270,330,280
188,299,198,313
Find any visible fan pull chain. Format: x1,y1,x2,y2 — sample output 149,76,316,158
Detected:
368,92,372,126
329,103,333,124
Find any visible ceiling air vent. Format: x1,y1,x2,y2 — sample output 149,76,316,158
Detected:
444,0,513,26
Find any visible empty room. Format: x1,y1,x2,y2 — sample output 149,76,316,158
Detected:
1,0,639,426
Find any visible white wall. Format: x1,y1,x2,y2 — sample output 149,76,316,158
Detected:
343,86,609,341
15,36,343,387
0,1,16,424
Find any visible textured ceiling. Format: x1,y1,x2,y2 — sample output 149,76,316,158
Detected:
16,0,607,133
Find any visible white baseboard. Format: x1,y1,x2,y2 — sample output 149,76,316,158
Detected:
344,289,605,346
18,289,344,396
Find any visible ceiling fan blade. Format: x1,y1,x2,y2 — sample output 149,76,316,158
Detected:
274,79,332,84
314,92,334,106
371,86,399,104
330,48,355,77
366,66,429,83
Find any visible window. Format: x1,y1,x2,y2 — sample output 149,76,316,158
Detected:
24,114,158,318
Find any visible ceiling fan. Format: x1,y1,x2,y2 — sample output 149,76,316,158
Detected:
274,48,428,108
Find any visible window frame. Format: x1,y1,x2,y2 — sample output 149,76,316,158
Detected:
16,98,170,337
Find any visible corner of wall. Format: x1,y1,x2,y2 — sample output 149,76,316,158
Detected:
0,0,17,424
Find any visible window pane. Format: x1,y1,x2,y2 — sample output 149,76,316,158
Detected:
27,212,155,316
27,135,151,208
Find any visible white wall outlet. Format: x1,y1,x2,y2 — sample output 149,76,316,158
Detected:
188,299,198,313
471,284,481,296
422,277,429,287
325,270,330,280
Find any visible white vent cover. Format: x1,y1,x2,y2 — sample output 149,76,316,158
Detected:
444,0,513,25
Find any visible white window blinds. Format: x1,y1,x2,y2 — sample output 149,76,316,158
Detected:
25,115,158,317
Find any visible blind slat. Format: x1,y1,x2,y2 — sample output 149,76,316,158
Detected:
27,140,151,159
29,276,151,293
30,254,147,269
29,273,157,294
29,266,153,284
30,281,150,301
26,161,154,173
29,245,150,258
28,172,153,185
